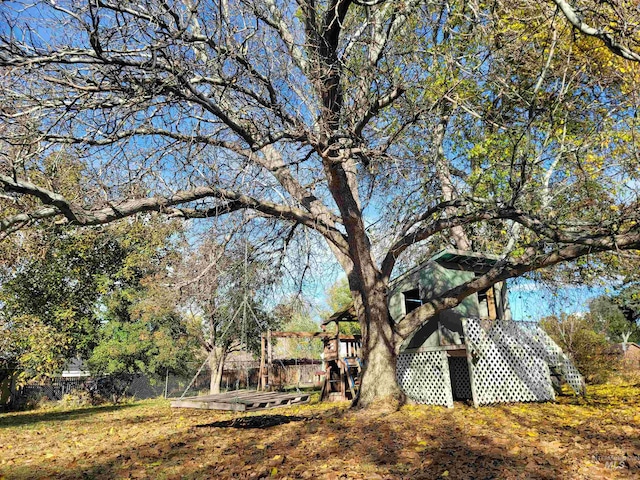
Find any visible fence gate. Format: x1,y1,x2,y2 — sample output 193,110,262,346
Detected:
397,351,453,407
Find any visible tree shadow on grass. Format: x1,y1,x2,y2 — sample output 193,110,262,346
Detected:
496,404,640,451
196,414,308,429
0,403,137,429
340,408,568,480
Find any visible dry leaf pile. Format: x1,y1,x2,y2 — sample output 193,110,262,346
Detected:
0,379,638,479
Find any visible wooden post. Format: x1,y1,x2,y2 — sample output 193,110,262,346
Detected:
463,319,480,408
340,359,346,400
260,334,266,391
267,329,273,390
487,287,497,320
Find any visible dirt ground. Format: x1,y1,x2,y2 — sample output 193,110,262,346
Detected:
1,379,639,480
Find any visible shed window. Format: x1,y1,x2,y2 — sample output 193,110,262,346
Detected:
403,288,422,314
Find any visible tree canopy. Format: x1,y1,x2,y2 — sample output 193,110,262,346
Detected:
0,229,128,376
0,219,191,379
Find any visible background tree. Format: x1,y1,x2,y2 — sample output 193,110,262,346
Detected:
273,297,323,359
589,295,640,347
0,229,127,377
321,278,360,335
88,284,197,381
1,0,639,407
614,282,640,324
177,239,280,394
326,279,353,316
0,218,185,379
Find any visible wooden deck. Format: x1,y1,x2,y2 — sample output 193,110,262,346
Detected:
170,390,311,412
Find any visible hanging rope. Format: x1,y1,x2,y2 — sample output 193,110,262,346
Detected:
241,240,249,351
179,352,211,399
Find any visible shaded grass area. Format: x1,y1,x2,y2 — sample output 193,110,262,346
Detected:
0,380,639,480
0,404,137,430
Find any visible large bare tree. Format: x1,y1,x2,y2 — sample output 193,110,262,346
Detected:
177,238,279,394
1,0,639,407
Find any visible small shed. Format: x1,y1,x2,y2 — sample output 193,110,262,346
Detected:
324,249,585,407
389,249,584,407
390,250,512,350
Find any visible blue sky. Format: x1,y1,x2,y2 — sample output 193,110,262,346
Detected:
508,280,606,321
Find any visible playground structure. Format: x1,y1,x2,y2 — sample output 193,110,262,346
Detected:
258,327,362,402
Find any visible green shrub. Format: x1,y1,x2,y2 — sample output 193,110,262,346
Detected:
541,314,618,384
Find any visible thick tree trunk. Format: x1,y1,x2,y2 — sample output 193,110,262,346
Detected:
323,153,406,409
621,331,631,352
356,324,404,409
208,347,226,395
351,282,405,410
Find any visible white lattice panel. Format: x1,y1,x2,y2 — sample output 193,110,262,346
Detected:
397,351,453,407
449,357,472,400
464,319,555,405
559,361,584,394
518,322,585,395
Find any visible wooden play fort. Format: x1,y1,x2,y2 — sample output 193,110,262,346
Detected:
258,326,362,403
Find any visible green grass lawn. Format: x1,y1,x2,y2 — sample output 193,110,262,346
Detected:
1,380,639,479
